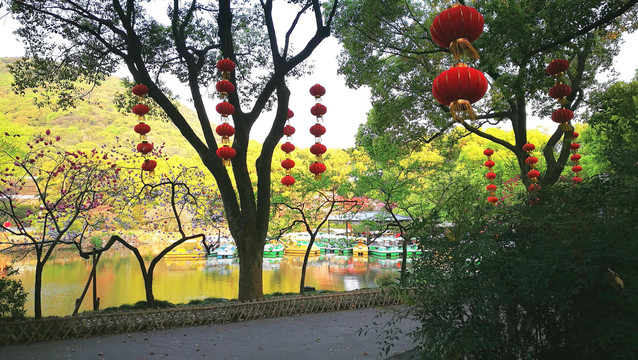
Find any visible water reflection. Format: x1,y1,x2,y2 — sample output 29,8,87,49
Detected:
2,251,411,317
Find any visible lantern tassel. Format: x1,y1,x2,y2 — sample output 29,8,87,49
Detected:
315,174,322,181
560,122,573,132
450,99,477,121
449,38,480,61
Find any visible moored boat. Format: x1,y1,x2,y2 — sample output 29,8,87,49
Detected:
165,239,206,260
263,241,284,258
353,240,368,257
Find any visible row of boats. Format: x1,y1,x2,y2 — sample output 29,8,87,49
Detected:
165,233,423,261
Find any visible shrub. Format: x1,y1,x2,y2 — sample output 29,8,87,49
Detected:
375,271,397,287
0,268,28,321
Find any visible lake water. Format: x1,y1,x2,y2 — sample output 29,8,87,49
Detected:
3,251,409,317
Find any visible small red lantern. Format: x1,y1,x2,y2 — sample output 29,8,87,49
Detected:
570,154,581,162
310,124,326,137
310,103,327,117
310,143,327,156
551,108,573,124
483,148,494,156
137,142,154,155
216,145,236,166
571,143,580,151
283,125,296,136
546,59,569,76
487,196,499,204
132,84,149,96
527,169,540,179
287,109,294,118
281,158,295,170
549,83,572,100
134,123,151,140
432,65,488,121
571,165,582,173
484,160,495,168
216,123,235,137
430,5,484,61
309,162,326,180
522,143,535,152
217,59,236,73
281,175,296,186
525,156,538,165
141,159,157,173
132,104,150,116
3,221,11,228
485,172,496,180
216,80,235,95
486,184,497,192
309,84,326,98
281,142,295,153
216,102,235,116
572,176,583,183
572,131,579,139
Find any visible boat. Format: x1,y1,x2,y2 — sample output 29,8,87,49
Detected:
164,240,206,260
217,237,237,258
353,240,368,257
283,234,321,256
263,241,284,258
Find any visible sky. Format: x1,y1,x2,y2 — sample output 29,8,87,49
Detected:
0,5,636,149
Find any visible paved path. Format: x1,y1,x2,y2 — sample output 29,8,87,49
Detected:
0,308,419,360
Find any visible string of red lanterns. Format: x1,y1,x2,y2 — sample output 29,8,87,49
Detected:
547,59,573,132
309,84,327,180
215,59,237,166
431,5,488,122
131,84,157,176
281,109,296,187
522,143,541,192
483,148,498,205
570,131,583,183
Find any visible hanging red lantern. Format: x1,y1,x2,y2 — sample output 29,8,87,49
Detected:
549,83,572,101
310,103,327,117
487,196,499,204
572,131,579,138
134,123,151,140
136,142,154,155
216,80,235,95
527,169,540,179
570,154,581,162
310,84,326,98
486,184,497,192
216,102,235,116
216,145,236,166
281,142,295,153
281,175,296,186
525,156,538,166
571,143,580,151
309,162,326,180
216,123,235,137
432,64,488,121
132,84,149,96
430,5,484,61
310,143,327,156
283,125,296,136
310,124,326,137
132,104,150,116
217,59,236,73
141,159,157,173
281,159,295,170
551,108,573,124
572,165,583,173
572,176,583,183
484,160,495,168
485,172,496,180
546,59,569,76
287,109,295,119
522,143,535,152
483,148,494,156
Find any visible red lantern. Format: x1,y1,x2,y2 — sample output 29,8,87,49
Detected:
287,109,294,119
484,160,495,168
310,142,327,156
281,175,296,186
281,142,295,153
432,65,488,121
549,83,572,99
527,169,540,179
132,104,150,116
216,102,235,116
483,148,494,156
546,59,569,76
141,159,157,172
136,142,154,154
572,131,579,139
216,80,235,95
310,84,326,98
430,5,484,60
217,59,235,72
572,176,583,183
487,196,499,204
283,125,296,136
134,123,151,135
528,183,541,192
522,143,535,152
571,143,580,151
486,184,497,192
485,172,496,180
309,162,326,179
281,158,295,170
216,146,236,166
132,84,149,96
551,108,573,123
310,103,327,117
216,123,235,137
3,221,11,228
310,124,326,137
571,165,583,173
570,154,581,162
525,156,538,165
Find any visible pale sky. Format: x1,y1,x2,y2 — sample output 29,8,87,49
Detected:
0,7,636,149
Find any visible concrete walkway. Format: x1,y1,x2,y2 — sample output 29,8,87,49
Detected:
0,308,419,360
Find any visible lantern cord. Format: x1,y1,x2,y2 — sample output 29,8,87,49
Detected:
449,38,480,61
450,100,477,122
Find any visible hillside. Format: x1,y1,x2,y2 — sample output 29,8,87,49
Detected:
0,57,204,166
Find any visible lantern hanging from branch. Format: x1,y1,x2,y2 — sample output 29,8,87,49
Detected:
215,59,237,166
131,83,157,175
280,109,296,186
483,148,498,205
547,58,574,132
309,84,328,180
522,143,540,186
432,64,488,122
570,131,583,183
141,159,157,176
430,4,484,61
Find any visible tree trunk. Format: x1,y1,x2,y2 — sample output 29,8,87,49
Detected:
400,238,408,286
236,233,265,301
144,272,155,306
299,236,316,294
34,260,44,319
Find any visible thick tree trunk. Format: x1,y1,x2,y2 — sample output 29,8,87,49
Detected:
299,236,316,294
236,233,265,301
34,260,44,319
144,272,155,306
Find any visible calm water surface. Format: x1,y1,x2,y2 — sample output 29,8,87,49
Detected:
3,251,409,317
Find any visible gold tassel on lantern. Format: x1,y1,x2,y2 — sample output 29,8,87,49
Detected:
449,38,480,62
315,174,322,181
450,99,477,122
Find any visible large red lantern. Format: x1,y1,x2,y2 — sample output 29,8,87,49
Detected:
132,104,150,116
430,5,484,61
570,154,581,162
485,172,496,180
309,162,326,180
525,156,538,166
432,64,488,121
132,84,149,96
309,124,326,137
134,123,151,140
551,108,573,124
281,142,295,153
136,141,154,155
310,143,327,157
281,175,296,186
141,159,157,175
217,59,236,73
310,84,326,98
216,101,235,116
549,83,572,101
287,109,295,119
283,125,296,136
216,80,235,95
216,123,235,137
281,159,295,170
527,169,540,179
546,59,569,76
522,143,535,152
216,145,236,166
310,103,327,117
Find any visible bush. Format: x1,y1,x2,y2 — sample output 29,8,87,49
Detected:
375,271,398,287
406,176,638,359
0,268,28,321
